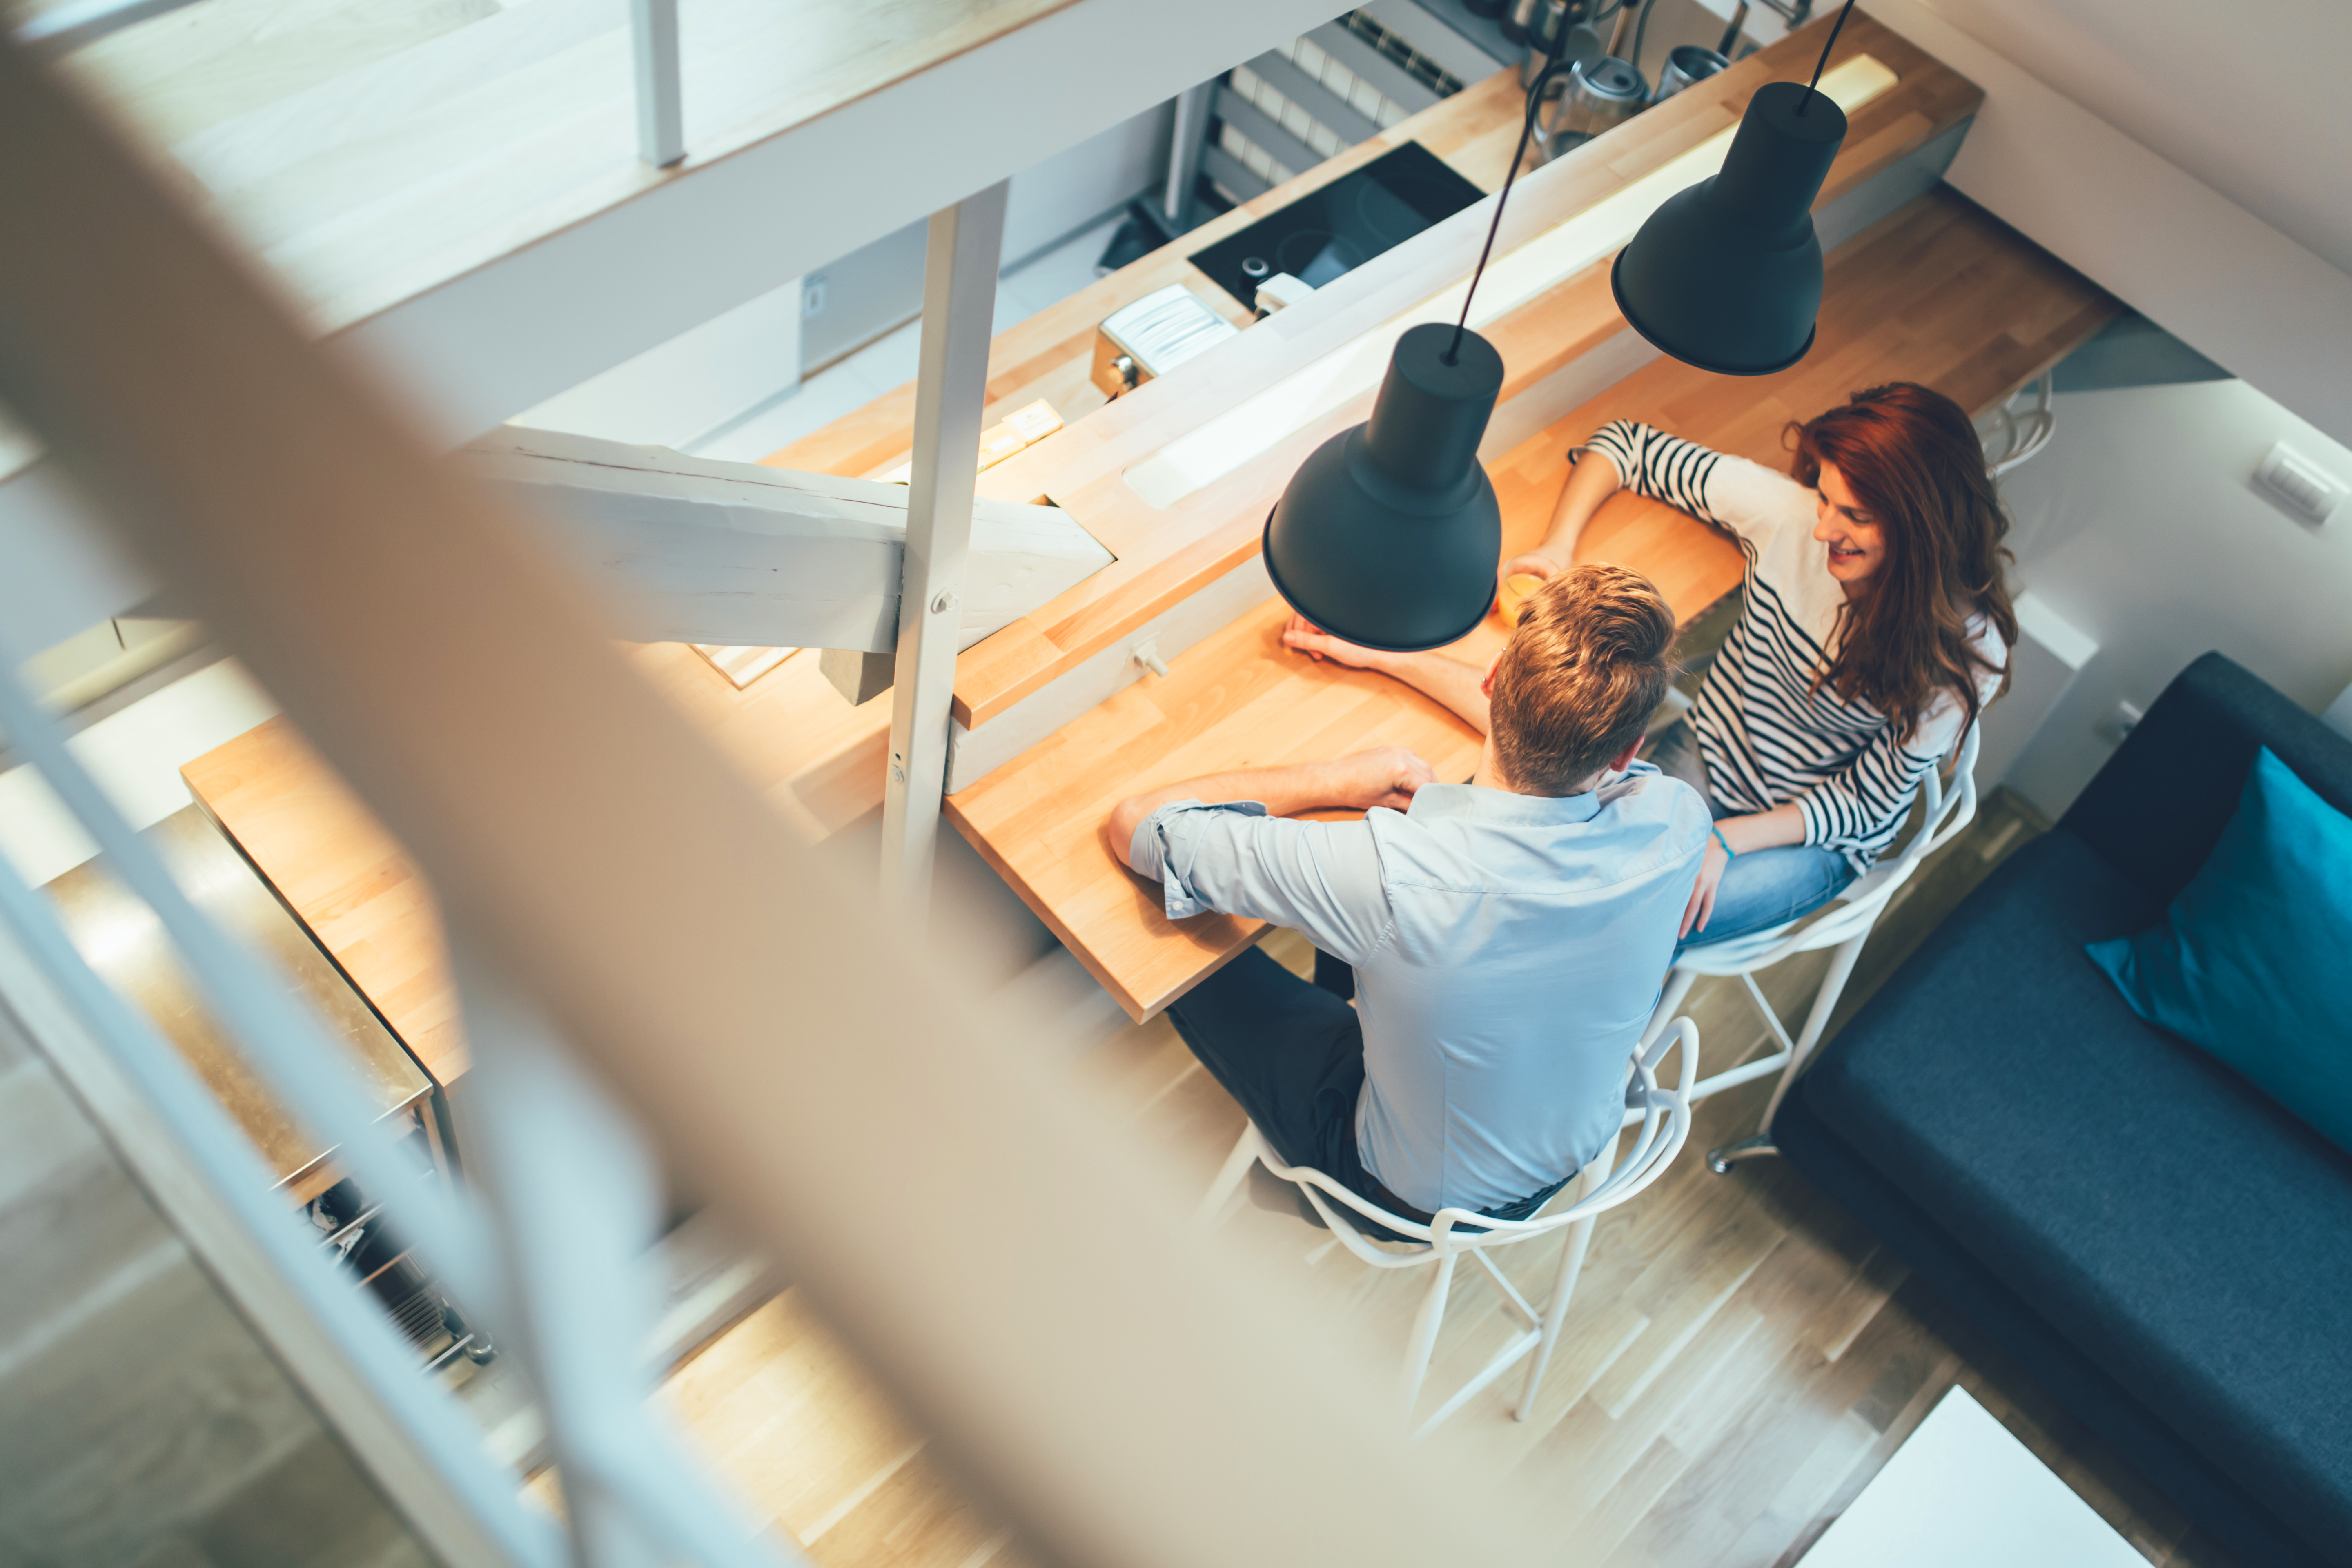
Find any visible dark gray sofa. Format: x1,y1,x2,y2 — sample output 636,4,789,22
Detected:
1775,652,2352,1568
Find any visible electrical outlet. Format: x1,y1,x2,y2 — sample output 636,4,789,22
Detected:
2253,440,2346,525
2097,699,2143,746
802,274,828,317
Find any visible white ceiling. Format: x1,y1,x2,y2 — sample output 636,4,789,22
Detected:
1914,0,2352,275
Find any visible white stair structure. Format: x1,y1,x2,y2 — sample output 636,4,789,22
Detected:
463,428,1113,653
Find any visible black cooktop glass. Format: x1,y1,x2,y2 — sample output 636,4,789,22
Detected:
1188,141,1485,313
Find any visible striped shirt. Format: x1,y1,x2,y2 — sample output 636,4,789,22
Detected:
1584,420,2005,871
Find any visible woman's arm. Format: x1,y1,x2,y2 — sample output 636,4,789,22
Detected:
1503,445,1624,583
1279,615,1493,732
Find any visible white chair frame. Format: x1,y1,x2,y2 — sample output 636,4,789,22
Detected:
1646,724,1980,1172
1196,1019,1699,1441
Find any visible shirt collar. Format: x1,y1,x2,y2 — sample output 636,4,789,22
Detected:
1403,778,1604,828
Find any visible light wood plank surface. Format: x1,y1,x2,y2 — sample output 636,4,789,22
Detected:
623,797,2241,1568
946,186,2120,1022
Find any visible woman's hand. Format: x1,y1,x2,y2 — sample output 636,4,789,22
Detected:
1681,830,1729,938
1323,747,1435,812
1282,613,1388,670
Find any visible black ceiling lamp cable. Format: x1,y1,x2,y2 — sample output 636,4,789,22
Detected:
1443,50,1569,365
1609,2,1858,375
1629,0,1660,77
1793,0,1858,116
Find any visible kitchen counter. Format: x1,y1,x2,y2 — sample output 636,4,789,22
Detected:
43,805,433,1201
180,9,2119,1045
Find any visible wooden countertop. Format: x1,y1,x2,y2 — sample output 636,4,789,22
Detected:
45,804,430,1201
179,14,2116,1051
913,12,1982,733
168,58,1576,1082
762,70,1537,484
181,640,893,1088
945,187,2120,1021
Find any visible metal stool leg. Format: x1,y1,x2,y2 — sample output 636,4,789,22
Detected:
1708,931,1868,1172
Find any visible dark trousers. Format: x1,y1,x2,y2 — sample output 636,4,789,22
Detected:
1166,948,1570,1241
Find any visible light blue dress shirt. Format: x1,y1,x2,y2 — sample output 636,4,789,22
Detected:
1130,764,1708,1213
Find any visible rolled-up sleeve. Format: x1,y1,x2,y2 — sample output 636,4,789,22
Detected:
1129,800,1392,964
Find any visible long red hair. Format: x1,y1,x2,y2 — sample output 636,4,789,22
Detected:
1789,383,2016,742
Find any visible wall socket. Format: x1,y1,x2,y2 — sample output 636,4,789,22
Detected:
2253,440,2346,525
802,274,829,317
2097,699,2143,746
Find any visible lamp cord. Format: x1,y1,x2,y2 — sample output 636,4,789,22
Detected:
1793,0,1858,116
1444,51,1566,365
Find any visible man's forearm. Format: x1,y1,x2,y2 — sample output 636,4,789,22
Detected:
1109,747,1432,870
1109,762,1341,869
1128,761,1344,822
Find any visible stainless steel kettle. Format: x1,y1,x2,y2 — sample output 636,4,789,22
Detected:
1538,55,1647,158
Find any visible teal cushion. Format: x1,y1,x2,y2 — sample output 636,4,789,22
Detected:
2087,747,2352,1155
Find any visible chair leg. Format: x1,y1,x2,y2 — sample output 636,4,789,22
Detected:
1399,1254,1457,1432
1708,930,1870,1172
1515,1129,1617,1421
1195,1123,1261,1229
1637,967,1699,1053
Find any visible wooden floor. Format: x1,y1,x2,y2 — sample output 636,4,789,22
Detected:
597,791,2244,1568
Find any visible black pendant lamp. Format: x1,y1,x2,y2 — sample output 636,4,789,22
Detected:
1262,323,1504,650
1262,47,1580,650
1613,0,1857,375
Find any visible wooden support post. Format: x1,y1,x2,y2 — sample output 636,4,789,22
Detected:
882,183,1007,916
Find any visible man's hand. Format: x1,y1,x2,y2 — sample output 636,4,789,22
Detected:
1281,613,1389,670
1323,747,1435,812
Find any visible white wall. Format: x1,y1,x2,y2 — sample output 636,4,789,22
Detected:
1867,0,2352,454
1998,378,2352,817
1002,100,1174,268
515,100,1176,448
512,278,804,450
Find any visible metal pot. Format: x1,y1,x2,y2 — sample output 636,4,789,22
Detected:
1652,44,1730,103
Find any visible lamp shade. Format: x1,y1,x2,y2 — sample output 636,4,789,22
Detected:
1262,322,1504,650
1612,80,1846,376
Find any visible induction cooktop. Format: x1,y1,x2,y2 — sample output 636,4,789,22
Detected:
1188,141,1485,314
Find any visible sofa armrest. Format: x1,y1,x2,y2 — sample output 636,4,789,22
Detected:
2060,651,2352,905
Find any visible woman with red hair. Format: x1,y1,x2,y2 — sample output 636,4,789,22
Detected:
1535,382,2015,942
1284,381,2014,946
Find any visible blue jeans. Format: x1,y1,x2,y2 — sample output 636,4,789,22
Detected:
1645,720,1856,949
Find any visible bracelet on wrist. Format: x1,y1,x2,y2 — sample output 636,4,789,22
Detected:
1711,824,1737,859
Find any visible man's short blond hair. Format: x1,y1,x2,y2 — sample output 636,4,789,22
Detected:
1488,564,1677,796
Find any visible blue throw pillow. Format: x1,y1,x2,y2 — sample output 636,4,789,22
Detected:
2087,746,2352,1155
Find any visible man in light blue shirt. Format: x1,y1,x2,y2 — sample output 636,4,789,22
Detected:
1110,565,1709,1229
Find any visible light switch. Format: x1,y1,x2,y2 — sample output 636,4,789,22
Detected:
2253,441,2346,525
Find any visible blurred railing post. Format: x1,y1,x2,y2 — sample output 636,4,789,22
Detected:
630,0,685,168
